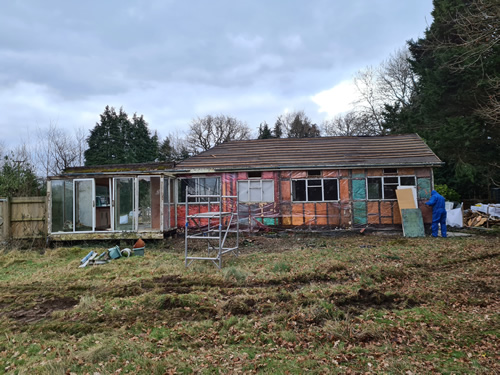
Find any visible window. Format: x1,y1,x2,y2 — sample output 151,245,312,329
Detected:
383,168,398,175
292,179,339,202
400,176,416,186
367,178,382,200
238,180,274,202
307,170,321,176
178,177,220,202
248,171,262,178
367,176,416,200
383,177,399,199
50,180,74,232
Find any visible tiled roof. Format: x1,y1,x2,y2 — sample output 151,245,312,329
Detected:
176,134,442,171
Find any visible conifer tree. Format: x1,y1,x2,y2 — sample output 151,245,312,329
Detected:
85,106,159,166
273,118,283,138
258,122,273,139
384,0,500,198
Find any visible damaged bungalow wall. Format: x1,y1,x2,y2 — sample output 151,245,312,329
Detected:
279,170,351,228
351,168,433,227
176,167,434,231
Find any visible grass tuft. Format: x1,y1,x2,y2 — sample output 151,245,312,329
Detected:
223,266,249,284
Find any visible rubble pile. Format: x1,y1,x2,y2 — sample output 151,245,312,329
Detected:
463,210,500,228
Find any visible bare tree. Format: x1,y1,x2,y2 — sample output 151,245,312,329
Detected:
10,143,33,169
35,123,87,177
74,126,87,167
353,67,385,134
352,47,417,135
187,115,251,154
433,0,499,71
377,47,417,108
321,111,373,136
159,130,191,161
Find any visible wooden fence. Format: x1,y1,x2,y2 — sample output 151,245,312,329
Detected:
0,197,47,241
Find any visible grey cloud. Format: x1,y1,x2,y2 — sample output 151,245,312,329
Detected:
0,0,433,149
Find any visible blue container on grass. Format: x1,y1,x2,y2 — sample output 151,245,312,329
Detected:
133,247,145,256
108,245,121,259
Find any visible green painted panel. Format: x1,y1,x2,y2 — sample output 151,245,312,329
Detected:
417,178,431,199
401,209,425,237
353,201,367,225
255,217,277,226
352,179,366,200
352,171,365,178
263,218,277,226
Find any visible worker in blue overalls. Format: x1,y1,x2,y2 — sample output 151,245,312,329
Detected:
425,190,447,238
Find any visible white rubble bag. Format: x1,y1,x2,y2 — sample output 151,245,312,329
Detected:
446,203,463,228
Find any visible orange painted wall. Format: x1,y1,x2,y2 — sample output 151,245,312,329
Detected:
291,171,306,179
175,167,435,229
339,179,349,202
292,204,304,226
323,170,338,178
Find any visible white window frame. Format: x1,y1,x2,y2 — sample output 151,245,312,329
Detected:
177,177,221,203
366,176,416,200
73,178,96,233
291,178,339,202
238,179,274,203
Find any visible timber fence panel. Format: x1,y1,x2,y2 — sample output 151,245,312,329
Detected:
9,197,47,240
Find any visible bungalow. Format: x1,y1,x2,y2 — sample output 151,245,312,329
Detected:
47,134,442,241
174,134,442,231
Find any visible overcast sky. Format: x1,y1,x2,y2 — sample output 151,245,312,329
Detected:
0,0,433,149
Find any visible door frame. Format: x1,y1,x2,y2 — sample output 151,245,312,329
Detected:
73,178,96,233
112,177,136,232
137,175,164,232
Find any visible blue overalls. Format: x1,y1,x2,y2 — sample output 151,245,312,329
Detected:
425,190,447,238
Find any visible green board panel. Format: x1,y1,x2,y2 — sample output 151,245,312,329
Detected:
352,171,365,178
263,218,277,226
401,209,425,237
255,217,277,226
352,179,366,200
353,201,367,225
417,178,431,199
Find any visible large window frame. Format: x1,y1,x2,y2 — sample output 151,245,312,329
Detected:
177,177,221,203
238,180,274,203
49,176,166,234
291,178,339,202
367,176,416,200
50,180,74,233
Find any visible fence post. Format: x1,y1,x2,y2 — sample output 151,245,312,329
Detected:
0,198,4,240
0,198,11,240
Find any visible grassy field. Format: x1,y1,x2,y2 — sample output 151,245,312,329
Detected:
0,232,498,374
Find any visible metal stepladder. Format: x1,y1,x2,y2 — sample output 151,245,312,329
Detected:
184,193,239,269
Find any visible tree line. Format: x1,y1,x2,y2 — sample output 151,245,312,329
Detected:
1,0,497,199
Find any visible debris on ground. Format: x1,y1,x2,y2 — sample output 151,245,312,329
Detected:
79,240,145,268
133,238,145,256
470,203,500,217
463,210,500,228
